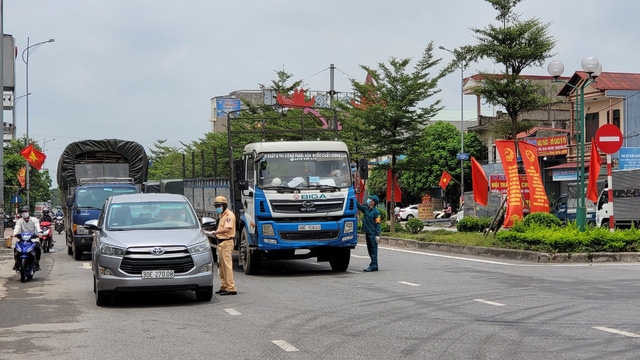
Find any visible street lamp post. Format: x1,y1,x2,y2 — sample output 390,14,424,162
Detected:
547,56,602,231
42,138,55,152
21,37,54,208
439,46,466,207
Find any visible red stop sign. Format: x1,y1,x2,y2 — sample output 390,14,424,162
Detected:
595,124,623,154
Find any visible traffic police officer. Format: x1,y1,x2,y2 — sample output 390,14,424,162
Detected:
212,196,237,295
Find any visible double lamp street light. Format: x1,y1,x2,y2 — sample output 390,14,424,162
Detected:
21,37,54,208
547,56,602,232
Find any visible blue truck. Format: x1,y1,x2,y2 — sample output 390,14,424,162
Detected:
184,105,364,275
57,139,148,260
554,181,602,225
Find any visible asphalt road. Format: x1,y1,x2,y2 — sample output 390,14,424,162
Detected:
2,232,640,359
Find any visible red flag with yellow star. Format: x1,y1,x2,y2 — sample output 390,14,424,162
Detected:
20,144,46,171
439,171,452,190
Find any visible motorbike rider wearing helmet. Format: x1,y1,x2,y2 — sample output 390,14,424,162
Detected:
55,207,63,217
41,208,53,223
12,206,42,271
209,195,237,295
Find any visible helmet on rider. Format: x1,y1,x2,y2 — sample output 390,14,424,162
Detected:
19,206,30,219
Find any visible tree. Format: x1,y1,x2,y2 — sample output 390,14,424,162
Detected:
459,0,556,141
401,121,487,206
347,42,447,231
3,138,53,213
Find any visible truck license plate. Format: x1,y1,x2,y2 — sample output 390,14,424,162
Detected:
141,270,174,279
298,225,321,231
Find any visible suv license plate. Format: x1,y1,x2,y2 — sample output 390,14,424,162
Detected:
141,270,175,279
298,225,321,231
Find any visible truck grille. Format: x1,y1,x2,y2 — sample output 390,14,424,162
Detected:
269,199,345,214
119,246,194,274
279,230,339,241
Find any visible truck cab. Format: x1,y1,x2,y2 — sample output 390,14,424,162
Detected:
234,141,359,274
66,178,139,260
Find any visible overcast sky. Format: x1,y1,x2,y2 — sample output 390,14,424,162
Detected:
4,1,638,187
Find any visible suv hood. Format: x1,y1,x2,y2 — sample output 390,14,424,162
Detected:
103,228,207,248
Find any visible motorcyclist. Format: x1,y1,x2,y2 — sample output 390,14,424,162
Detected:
12,206,42,271
443,203,453,218
55,206,63,217
41,208,53,223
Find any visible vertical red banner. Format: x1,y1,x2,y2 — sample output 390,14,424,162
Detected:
518,141,550,213
495,140,523,228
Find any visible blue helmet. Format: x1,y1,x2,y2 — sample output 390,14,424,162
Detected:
370,195,380,204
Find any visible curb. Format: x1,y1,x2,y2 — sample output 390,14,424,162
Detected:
358,234,640,263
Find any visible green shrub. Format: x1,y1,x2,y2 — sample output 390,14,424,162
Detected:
457,217,482,232
405,218,424,234
523,212,562,228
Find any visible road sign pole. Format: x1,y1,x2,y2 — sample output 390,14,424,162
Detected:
607,154,614,232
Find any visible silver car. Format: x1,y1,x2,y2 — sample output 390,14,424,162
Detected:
86,193,215,306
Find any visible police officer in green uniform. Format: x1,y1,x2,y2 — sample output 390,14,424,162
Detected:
357,195,381,272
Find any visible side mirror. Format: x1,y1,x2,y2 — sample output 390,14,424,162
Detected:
66,195,74,207
358,159,368,180
84,219,100,231
237,180,249,191
234,159,245,182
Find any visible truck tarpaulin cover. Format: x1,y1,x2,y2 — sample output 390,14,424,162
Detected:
57,139,149,189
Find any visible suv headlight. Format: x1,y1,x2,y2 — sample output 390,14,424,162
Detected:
99,244,126,257
344,221,354,234
188,241,211,254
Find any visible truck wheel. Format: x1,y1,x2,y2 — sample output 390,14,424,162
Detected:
601,220,610,229
67,245,73,256
239,228,261,275
73,245,83,261
329,248,351,272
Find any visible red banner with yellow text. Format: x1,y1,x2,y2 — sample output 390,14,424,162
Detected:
518,141,550,213
495,140,523,228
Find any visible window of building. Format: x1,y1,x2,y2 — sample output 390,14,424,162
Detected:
607,109,621,128
585,112,599,143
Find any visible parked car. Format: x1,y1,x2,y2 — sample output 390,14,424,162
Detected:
85,193,216,306
397,205,419,221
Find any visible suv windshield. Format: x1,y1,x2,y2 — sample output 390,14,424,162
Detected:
106,201,197,230
257,151,352,189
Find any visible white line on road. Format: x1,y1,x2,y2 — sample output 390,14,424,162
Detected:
351,254,369,259
398,281,420,287
474,299,505,306
272,340,299,352
593,326,640,338
224,308,241,316
347,270,360,274
79,262,91,270
380,246,516,265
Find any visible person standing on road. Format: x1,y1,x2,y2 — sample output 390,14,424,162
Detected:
12,206,42,271
210,196,237,295
357,195,381,272
394,205,400,222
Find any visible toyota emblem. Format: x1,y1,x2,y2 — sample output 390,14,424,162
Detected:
151,247,165,255
302,201,315,208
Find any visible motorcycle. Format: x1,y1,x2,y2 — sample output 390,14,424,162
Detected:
54,216,64,234
4,213,15,229
14,231,39,283
40,221,53,253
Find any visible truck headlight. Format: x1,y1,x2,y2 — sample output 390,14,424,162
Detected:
188,241,211,254
344,221,354,234
99,244,126,257
262,224,275,236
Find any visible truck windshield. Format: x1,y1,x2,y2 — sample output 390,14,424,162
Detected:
76,187,138,209
257,151,352,189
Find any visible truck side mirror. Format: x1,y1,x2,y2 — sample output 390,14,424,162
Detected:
237,180,249,191
66,195,74,207
233,159,245,182
358,159,368,180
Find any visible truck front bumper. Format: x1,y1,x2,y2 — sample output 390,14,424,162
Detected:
72,235,93,251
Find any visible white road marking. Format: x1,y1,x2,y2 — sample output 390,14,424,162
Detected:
351,254,369,259
593,326,640,338
272,340,299,352
474,299,505,306
224,308,241,316
380,246,516,265
79,262,91,270
308,262,322,266
346,270,360,274
398,281,420,287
